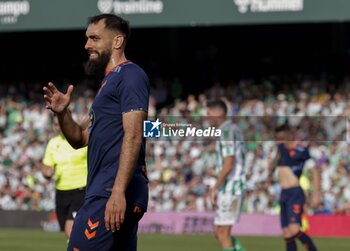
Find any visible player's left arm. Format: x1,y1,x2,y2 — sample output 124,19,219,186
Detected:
305,145,321,208
310,165,321,208
104,110,146,232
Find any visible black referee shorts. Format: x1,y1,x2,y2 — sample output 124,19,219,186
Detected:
55,187,86,231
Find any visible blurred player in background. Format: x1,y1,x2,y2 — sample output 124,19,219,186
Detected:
43,13,149,251
207,99,246,251
271,123,320,251
42,116,87,240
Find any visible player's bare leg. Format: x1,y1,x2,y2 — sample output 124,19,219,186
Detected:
65,219,74,240
214,225,233,250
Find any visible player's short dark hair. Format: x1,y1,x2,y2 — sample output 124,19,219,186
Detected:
275,122,290,133
206,99,228,115
88,14,130,40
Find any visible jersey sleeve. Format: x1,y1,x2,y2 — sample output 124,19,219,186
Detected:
118,68,150,113
220,127,235,158
42,139,55,167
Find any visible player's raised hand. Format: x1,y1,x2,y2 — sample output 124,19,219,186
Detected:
43,82,74,114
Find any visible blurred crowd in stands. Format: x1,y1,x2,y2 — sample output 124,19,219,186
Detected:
1,76,350,216
0,82,93,211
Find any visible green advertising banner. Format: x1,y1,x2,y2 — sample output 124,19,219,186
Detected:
1,0,350,32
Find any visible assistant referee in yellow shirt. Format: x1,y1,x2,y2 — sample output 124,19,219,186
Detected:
42,117,87,240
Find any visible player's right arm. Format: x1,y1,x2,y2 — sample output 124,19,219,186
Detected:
210,155,234,207
310,165,321,208
269,145,281,172
43,82,89,148
264,145,279,185
56,109,89,149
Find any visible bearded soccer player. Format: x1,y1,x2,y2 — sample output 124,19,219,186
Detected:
271,124,320,251
43,14,149,251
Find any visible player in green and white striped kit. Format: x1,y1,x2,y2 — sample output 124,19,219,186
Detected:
207,100,246,251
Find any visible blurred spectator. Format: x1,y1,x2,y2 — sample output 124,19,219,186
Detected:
314,201,332,215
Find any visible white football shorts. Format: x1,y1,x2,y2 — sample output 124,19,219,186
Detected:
214,192,244,226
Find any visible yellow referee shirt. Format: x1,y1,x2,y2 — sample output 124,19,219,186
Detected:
43,135,87,191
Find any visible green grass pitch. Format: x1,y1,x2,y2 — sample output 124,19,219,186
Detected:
0,228,349,251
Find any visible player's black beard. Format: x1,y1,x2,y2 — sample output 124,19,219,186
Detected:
84,50,111,77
